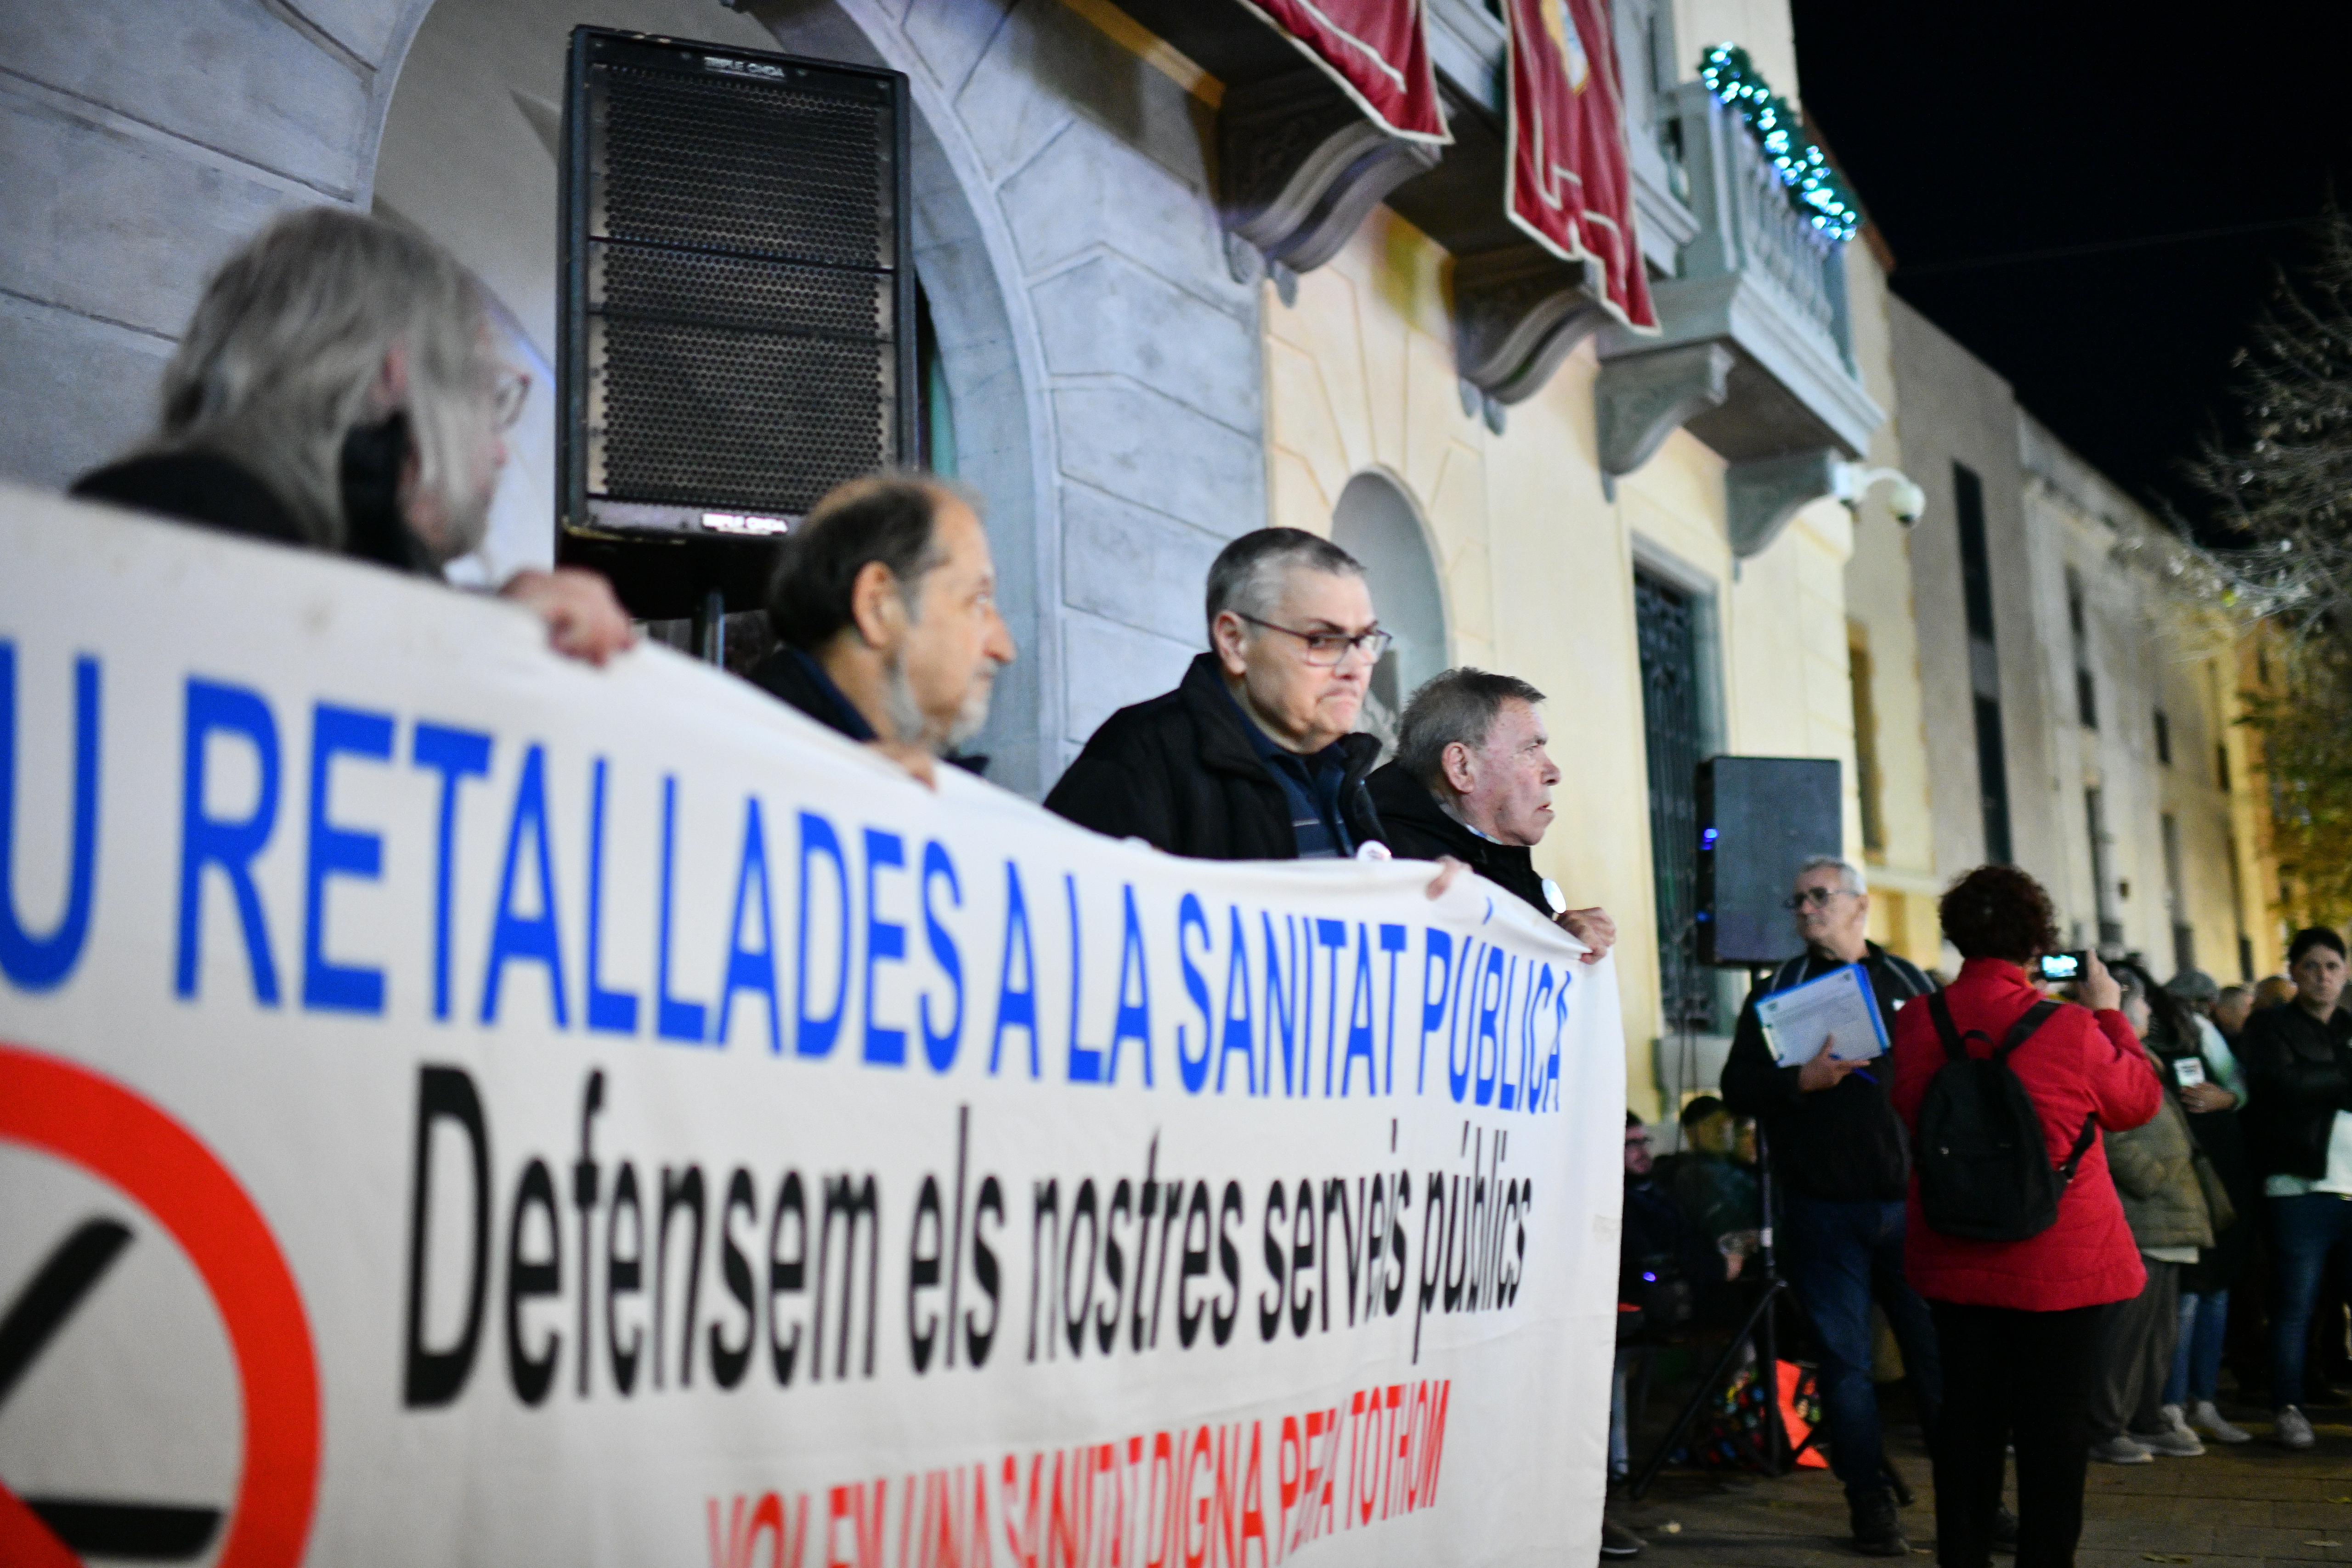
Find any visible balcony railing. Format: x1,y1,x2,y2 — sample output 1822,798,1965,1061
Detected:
1674,80,1853,373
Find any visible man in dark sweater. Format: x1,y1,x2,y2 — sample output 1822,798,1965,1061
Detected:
1720,854,1939,1555
746,475,1012,784
1365,667,1613,960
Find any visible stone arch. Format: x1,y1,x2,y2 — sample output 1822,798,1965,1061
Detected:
367,0,1057,790
1330,467,1449,755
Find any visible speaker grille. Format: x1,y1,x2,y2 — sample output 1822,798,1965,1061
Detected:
560,29,913,613
587,245,893,509
596,64,892,269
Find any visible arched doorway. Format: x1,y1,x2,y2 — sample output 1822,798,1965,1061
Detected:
1330,470,1448,756
370,0,1050,788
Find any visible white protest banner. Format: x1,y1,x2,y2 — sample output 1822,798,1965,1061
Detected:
0,486,1624,1568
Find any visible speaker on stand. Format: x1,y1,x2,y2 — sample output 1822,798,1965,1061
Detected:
1631,756,1877,1498
558,27,917,664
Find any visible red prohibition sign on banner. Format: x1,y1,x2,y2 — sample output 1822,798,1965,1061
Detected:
0,1043,321,1568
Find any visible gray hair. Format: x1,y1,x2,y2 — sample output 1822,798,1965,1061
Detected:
146,207,498,556
1203,527,1364,643
1798,854,1867,895
1395,667,1546,789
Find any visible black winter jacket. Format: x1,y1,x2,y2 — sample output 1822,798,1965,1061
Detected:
2237,1002,2352,1179
1365,762,1552,917
74,439,438,575
1719,942,1934,1202
1044,654,1384,859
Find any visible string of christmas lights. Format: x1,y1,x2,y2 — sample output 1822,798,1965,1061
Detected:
1698,44,1863,243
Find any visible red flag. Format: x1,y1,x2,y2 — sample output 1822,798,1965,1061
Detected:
1501,0,1657,330
1237,0,1450,143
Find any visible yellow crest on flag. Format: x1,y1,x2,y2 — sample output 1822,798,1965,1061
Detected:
1541,0,1592,92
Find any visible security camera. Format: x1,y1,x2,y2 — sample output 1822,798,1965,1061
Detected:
1834,464,1928,528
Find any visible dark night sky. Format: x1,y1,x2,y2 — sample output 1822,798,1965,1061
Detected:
1788,1,2352,519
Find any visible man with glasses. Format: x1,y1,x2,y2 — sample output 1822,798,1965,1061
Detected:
1719,855,1947,1557
1047,528,1391,859
71,206,632,663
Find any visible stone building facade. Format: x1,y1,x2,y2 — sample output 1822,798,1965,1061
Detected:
1,0,2275,1114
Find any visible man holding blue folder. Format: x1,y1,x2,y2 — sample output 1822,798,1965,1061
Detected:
1721,855,1945,1557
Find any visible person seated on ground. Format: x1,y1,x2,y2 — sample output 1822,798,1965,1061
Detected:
1609,1111,1746,1560
1049,527,1385,860
71,207,630,665
747,474,1013,787
1667,1095,1762,1248
1363,666,1613,958
2087,964,2217,1465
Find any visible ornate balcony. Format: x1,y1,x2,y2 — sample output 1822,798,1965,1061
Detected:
1594,80,1883,555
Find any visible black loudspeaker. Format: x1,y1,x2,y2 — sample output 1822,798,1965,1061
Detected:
1696,756,1843,967
559,28,916,619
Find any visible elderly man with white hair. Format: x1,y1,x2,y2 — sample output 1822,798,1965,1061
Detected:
1719,854,1954,1557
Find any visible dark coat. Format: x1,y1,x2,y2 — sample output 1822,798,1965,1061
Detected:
2235,1002,2352,1180
744,644,990,777
1364,761,1552,916
1891,959,2160,1311
1044,653,1383,859
747,645,879,741
73,446,437,574
1719,941,1934,1202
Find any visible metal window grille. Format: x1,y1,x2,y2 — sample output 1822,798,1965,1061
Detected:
1635,570,1715,1032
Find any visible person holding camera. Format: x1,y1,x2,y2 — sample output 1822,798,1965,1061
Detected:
2086,964,2218,1464
1890,866,2160,1568
2235,926,2352,1449
1719,855,1938,1557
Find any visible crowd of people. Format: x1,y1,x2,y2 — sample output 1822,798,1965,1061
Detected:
64,204,2352,1568
1618,845,2352,1568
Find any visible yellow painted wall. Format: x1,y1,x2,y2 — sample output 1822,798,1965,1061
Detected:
1264,208,1861,1119
1839,235,1945,967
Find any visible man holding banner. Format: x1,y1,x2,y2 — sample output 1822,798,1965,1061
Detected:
749,474,1015,786
69,206,635,668
1366,666,1616,960
1047,528,1389,861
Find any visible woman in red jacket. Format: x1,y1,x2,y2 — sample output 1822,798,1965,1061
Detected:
1892,866,2162,1568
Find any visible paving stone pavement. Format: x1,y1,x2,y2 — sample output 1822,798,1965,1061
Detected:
1610,1407,2352,1566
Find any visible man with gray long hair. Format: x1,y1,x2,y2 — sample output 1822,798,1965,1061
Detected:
1365,667,1614,959
73,207,631,663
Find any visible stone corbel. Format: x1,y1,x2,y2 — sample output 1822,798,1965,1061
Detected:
1219,70,1440,280
1595,343,1733,477
1452,244,1607,406
1726,448,1840,558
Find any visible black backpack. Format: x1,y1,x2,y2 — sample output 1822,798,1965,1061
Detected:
1916,994,2098,1241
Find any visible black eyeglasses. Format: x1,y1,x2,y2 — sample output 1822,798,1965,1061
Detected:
1784,887,1858,911
1237,614,1394,667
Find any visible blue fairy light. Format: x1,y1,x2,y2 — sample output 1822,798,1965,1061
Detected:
1696,43,1861,242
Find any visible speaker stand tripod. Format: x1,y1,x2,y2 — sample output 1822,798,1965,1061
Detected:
1625,986,1914,1508
1627,1118,1792,1497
